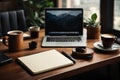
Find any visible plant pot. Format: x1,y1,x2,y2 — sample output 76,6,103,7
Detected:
87,26,101,39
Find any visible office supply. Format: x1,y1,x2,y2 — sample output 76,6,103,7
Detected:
42,8,87,47
61,51,76,64
0,52,12,66
17,49,74,74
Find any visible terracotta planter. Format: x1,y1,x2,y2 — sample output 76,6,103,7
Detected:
87,26,101,39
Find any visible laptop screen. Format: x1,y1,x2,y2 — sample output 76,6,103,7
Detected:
45,8,83,36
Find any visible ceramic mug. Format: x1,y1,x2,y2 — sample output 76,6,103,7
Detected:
101,34,116,48
3,30,23,52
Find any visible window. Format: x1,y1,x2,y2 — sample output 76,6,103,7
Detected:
58,0,100,22
114,0,120,30
113,0,120,37
58,0,120,36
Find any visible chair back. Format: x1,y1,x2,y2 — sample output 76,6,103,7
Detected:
0,10,26,37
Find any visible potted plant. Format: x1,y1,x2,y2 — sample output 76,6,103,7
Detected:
17,0,54,28
85,13,101,39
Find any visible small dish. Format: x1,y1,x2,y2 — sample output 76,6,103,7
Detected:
0,39,2,42
93,42,120,51
23,33,30,38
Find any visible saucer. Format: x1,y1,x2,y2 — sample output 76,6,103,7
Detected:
93,42,120,51
23,33,30,38
0,39,2,42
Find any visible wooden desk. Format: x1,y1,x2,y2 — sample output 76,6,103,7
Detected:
0,29,120,80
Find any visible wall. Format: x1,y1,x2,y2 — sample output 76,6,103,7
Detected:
0,0,19,11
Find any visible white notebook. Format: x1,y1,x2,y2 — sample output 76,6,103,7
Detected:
17,49,74,74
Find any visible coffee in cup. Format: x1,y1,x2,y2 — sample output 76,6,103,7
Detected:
29,26,40,38
3,30,23,52
101,34,116,48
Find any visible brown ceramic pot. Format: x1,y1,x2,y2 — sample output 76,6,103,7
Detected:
87,26,101,39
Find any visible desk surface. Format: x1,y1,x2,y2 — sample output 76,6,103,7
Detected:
0,29,120,80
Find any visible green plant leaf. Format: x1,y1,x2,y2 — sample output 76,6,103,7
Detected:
84,13,100,27
17,0,54,28
91,13,97,22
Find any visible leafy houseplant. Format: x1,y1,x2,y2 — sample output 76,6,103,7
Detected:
85,13,101,39
17,0,54,28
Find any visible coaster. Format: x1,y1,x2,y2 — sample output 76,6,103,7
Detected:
71,48,94,60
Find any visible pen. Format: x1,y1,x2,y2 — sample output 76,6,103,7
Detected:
61,51,76,64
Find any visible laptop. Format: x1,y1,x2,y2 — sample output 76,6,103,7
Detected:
42,8,87,47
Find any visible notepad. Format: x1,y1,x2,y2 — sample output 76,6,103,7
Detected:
17,49,74,74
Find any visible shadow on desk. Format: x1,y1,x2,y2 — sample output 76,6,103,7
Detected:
63,70,108,80
63,62,120,80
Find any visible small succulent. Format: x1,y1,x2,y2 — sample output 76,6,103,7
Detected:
85,13,99,27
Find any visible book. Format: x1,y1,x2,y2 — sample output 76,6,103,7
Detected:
17,49,74,74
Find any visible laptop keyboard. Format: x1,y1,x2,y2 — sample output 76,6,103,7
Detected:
46,36,81,42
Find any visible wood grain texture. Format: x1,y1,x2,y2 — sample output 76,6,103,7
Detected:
0,29,120,80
